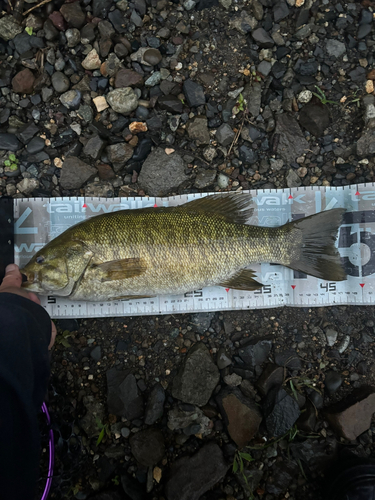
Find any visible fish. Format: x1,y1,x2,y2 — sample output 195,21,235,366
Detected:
20,193,346,302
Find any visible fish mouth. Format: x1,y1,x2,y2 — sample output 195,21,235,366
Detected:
20,269,44,293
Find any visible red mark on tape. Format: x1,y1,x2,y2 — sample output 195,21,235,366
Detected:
291,285,296,289
153,203,158,207
82,204,87,208
288,195,293,199
225,288,230,292
360,283,365,288
355,191,360,196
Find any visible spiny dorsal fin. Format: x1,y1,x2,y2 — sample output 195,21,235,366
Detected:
177,193,253,225
219,268,263,291
93,257,147,282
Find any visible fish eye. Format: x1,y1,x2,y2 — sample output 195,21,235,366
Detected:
36,256,45,264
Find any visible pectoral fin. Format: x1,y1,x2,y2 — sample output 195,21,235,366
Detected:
219,269,263,291
94,258,147,282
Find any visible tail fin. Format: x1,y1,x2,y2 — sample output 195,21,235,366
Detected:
286,208,346,281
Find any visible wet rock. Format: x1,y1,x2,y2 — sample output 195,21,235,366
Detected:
186,116,210,144
216,387,262,447
257,363,284,396
194,169,216,189
26,136,45,154
217,347,232,369
190,312,214,333
158,95,183,114
274,349,301,370
0,16,23,41
95,163,115,181
274,113,309,163
326,39,346,58
238,337,272,369
357,129,375,157
358,24,372,39
114,69,144,88
167,404,212,436
12,69,35,95
324,370,342,395
183,79,206,107
66,28,81,47
325,386,375,440
296,399,317,432
273,0,289,22
286,169,302,188
16,123,39,145
83,135,106,160
138,148,189,196
51,71,70,93
0,133,21,151
290,439,337,471
229,11,257,34
144,48,162,65
60,90,81,110
16,178,39,195
263,386,301,437
60,156,97,190
299,103,330,137
165,443,228,500
60,2,86,28
239,145,258,164
216,123,235,146
130,429,165,466
252,28,274,48
247,82,262,117
106,87,139,114
121,474,146,500
106,368,144,420
106,143,133,171
82,49,101,70
108,9,127,33
266,461,298,496
145,383,165,425
172,342,220,406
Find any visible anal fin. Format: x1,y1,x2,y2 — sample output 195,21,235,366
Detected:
219,269,263,291
93,257,147,282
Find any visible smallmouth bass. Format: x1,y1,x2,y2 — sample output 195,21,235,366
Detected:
21,193,346,301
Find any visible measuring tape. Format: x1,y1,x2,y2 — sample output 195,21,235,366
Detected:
9,183,375,318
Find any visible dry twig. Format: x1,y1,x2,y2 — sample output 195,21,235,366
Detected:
23,0,52,16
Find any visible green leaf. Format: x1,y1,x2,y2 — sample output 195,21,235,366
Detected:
10,163,18,171
96,427,105,446
25,27,33,36
4,160,10,167
239,452,253,462
232,459,238,473
9,154,16,161
61,338,71,347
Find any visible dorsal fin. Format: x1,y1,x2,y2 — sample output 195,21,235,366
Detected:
177,193,253,224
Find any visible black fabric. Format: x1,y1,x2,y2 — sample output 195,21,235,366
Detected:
0,293,51,500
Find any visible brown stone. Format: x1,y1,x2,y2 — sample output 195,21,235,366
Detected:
114,68,144,88
325,386,375,440
49,11,67,31
256,363,284,396
60,2,86,28
129,429,165,467
216,387,262,448
367,69,375,80
129,121,148,134
12,69,35,95
60,156,97,190
97,163,115,180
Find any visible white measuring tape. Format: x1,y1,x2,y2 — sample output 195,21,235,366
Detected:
13,184,375,318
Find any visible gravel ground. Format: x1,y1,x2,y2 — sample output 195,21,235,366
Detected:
1,0,375,498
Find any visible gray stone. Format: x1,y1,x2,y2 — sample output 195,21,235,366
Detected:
266,461,298,496
194,169,216,189
60,156,97,190
51,71,70,93
217,347,232,369
106,143,133,171
83,135,106,160
145,383,165,425
26,136,45,154
0,16,23,41
247,82,262,117
252,28,274,48
130,9,143,27
357,128,375,157
60,89,82,110
273,0,289,22
60,2,86,28
165,443,228,500
106,368,144,420
239,145,258,164
216,387,262,447
274,113,309,163
238,337,272,369
145,71,161,87
65,28,81,47
143,48,162,65
85,181,114,197
299,103,330,137
326,39,346,58
229,11,257,34
90,346,102,361
167,405,212,436
183,79,206,107
186,116,210,144
257,60,272,76
130,429,165,466
106,87,139,114
172,342,220,406
16,178,39,195
80,399,105,438
77,104,94,123
190,312,215,333
138,148,189,196
0,133,21,151
263,387,301,437
217,173,230,189
216,123,235,146
286,169,302,188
